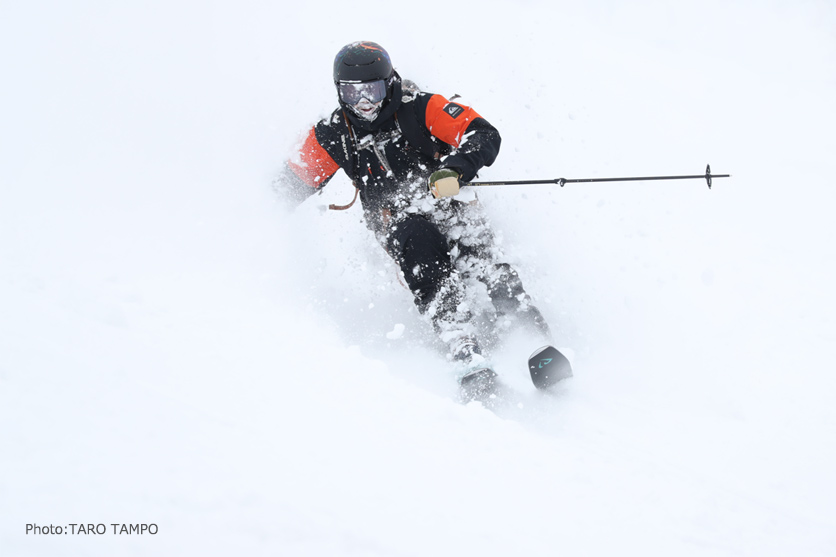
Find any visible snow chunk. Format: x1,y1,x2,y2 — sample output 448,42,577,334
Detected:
386,323,406,340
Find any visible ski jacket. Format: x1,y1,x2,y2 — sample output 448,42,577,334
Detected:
285,79,501,231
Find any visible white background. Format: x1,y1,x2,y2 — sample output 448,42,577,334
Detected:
1,0,835,555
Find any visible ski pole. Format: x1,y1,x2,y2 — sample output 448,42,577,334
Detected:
465,164,730,190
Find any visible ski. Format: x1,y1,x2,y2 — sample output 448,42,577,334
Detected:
528,345,573,389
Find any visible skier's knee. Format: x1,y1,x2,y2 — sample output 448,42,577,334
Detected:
387,215,453,310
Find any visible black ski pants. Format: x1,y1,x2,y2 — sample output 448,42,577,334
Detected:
385,214,453,312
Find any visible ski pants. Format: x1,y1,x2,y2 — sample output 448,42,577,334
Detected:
385,214,452,311
383,199,539,330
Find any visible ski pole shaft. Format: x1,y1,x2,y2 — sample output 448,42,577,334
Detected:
465,165,730,189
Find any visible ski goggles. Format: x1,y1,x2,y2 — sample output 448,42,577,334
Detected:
338,79,388,105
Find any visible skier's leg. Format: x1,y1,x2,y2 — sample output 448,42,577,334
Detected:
482,262,552,339
386,214,451,310
385,214,486,364
446,199,552,340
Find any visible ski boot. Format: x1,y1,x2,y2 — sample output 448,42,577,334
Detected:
451,336,500,405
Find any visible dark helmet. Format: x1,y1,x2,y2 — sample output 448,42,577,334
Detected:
333,41,402,127
333,41,394,84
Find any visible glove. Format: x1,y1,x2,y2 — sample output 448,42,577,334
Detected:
428,168,461,199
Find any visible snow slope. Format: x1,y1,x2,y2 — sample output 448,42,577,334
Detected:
2,1,835,555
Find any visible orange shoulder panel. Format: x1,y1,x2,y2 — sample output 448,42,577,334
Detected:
424,94,483,148
287,127,340,188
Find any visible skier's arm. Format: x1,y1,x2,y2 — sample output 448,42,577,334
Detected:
423,94,501,182
278,126,341,207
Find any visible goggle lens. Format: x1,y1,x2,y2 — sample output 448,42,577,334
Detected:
338,80,387,105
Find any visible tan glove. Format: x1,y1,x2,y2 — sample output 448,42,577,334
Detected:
428,168,461,199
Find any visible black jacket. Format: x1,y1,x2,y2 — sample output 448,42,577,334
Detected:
285,79,501,230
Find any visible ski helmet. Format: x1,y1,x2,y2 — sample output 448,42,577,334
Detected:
333,41,402,126
333,41,394,84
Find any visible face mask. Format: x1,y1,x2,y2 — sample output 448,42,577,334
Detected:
349,98,383,121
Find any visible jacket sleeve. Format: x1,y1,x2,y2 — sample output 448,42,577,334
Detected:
280,126,341,205
422,94,501,182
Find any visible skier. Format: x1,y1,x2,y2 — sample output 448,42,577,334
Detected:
277,41,550,391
